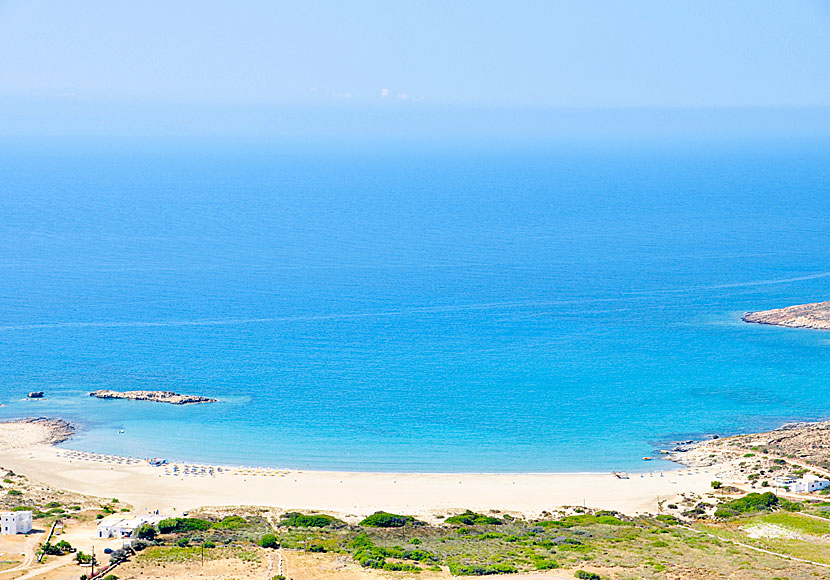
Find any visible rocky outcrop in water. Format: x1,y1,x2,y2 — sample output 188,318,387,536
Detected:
89,390,217,405
742,301,830,330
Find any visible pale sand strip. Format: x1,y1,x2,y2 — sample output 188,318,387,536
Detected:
0,420,721,521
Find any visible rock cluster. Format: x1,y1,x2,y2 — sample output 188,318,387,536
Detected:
89,390,217,405
743,301,830,330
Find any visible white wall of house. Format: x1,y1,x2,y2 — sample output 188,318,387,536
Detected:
1,511,33,534
790,478,829,493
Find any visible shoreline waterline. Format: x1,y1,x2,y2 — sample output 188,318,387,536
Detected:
0,417,720,520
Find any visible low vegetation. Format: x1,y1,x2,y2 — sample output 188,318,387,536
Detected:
66,496,830,580
713,492,801,519
359,512,425,528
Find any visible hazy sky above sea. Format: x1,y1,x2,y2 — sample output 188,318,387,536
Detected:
1,0,830,139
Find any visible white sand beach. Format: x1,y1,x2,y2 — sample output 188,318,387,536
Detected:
0,419,727,521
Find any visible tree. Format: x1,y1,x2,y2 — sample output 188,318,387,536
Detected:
260,533,279,549
711,480,722,490
136,524,156,540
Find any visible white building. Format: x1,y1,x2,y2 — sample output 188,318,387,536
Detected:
1,511,33,534
774,475,797,487
97,514,165,539
790,477,830,494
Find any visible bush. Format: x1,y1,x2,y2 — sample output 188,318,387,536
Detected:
203,541,216,548
211,516,247,530
448,563,517,575
716,492,800,517
131,540,149,552
533,558,560,570
157,517,212,534
279,512,345,528
445,510,502,526
359,511,424,528
575,571,601,580
175,538,189,547
383,562,421,572
539,514,628,528
7,490,21,496
260,533,280,549
710,481,722,489
136,524,157,540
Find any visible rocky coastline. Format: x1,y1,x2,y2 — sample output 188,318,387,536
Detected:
89,390,217,405
1,417,76,445
742,300,830,330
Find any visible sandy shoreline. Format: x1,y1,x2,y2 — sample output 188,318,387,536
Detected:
0,417,727,522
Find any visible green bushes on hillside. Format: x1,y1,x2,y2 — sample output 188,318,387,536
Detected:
359,511,424,528
714,492,801,519
279,512,345,528
157,517,212,534
444,510,502,526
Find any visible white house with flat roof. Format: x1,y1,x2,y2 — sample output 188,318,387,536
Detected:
790,477,829,494
1,511,33,534
97,514,165,539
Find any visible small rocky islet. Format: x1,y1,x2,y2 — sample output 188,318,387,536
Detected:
89,389,217,405
742,300,830,330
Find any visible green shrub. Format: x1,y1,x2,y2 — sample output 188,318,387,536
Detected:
539,514,627,528
157,517,212,534
211,516,247,530
136,524,157,540
203,541,216,549
718,492,793,516
359,511,424,528
575,571,601,580
7,490,22,496
175,538,190,547
445,510,502,526
279,512,344,528
260,533,279,549
383,562,421,572
448,563,517,575
533,558,560,570
11,506,33,512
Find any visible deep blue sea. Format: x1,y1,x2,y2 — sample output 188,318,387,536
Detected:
1,138,829,472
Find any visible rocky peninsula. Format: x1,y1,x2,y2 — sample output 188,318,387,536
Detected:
89,390,217,405
742,300,830,330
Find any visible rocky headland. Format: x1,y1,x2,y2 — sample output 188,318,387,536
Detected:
0,417,75,447
742,300,830,330
89,390,217,405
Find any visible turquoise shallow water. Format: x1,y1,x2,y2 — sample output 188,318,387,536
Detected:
1,139,829,472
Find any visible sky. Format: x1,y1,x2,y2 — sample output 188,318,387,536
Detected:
1,0,829,138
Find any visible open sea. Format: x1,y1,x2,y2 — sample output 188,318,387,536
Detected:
1,138,829,472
